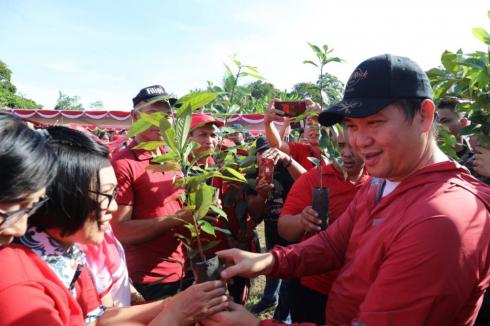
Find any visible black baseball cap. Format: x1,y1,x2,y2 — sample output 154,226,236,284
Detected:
319,54,433,127
132,85,177,110
255,136,271,153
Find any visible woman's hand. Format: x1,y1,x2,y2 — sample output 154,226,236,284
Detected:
202,301,259,326
155,280,229,326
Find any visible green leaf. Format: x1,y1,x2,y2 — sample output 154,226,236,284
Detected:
159,117,178,152
140,112,165,127
221,166,247,182
441,50,459,74
241,72,264,80
127,118,152,138
307,42,323,59
303,60,318,67
199,220,216,236
209,204,228,219
152,151,178,163
132,141,165,151
307,156,320,166
472,27,490,45
177,92,220,111
175,104,192,151
195,183,214,219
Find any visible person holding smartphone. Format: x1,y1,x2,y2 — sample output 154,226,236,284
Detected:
264,99,321,171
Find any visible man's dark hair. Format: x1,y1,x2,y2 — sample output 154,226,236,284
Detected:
29,126,110,236
394,98,439,138
0,113,57,202
437,97,465,119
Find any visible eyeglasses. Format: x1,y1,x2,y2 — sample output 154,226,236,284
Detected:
88,188,118,210
0,196,49,229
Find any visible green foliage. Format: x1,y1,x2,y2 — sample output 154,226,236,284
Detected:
303,42,344,108
0,60,42,109
427,13,490,149
205,54,267,114
54,91,83,110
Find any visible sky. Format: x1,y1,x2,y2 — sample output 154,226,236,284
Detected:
1,0,489,111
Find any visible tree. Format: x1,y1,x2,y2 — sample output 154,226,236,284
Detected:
303,42,344,108
427,10,490,149
0,60,41,109
54,91,83,110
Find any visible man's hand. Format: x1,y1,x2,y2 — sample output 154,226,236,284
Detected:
256,177,273,199
474,145,490,178
264,99,286,124
171,207,195,225
261,147,291,166
162,280,229,326
300,206,322,233
216,248,275,281
202,301,259,326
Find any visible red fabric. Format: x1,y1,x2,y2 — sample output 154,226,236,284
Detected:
269,161,490,325
198,178,254,255
287,142,319,171
111,141,185,284
280,163,368,294
0,244,99,326
190,113,224,129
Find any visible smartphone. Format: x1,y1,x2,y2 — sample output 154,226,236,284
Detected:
258,157,274,185
274,101,307,117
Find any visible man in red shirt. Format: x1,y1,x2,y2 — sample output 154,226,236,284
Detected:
111,85,194,300
204,54,490,326
264,99,321,171
277,130,366,324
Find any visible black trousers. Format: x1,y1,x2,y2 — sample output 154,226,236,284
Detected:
290,278,327,325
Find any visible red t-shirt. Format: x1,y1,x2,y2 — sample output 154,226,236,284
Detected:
270,161,490,325
0,244,100,325
111,141,184,284
280,163,367,294
288,142,319,171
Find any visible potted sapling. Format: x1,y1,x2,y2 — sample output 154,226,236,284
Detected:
128,91,247,283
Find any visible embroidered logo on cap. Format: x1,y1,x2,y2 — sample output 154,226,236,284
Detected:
337,100,362,114
346,68,368,93
146,87,165,95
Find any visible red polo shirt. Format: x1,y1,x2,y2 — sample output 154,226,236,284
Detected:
111,141,184,284
280,163,367,294
288,142,319,171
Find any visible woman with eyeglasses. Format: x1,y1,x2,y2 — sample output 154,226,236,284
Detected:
0,112,56,247
0,126,228,325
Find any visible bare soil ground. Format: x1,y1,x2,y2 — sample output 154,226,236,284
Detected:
245,222,275,320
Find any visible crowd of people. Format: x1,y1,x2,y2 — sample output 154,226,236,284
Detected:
0,53,489,326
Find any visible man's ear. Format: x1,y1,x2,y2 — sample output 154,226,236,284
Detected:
131,110,139,121
419,99,436,133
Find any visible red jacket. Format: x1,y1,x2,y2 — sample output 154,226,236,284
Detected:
266,161,490,325
0,244,100,325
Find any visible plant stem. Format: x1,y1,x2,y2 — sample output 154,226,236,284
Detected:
228,66,241,110
192,214,206,262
